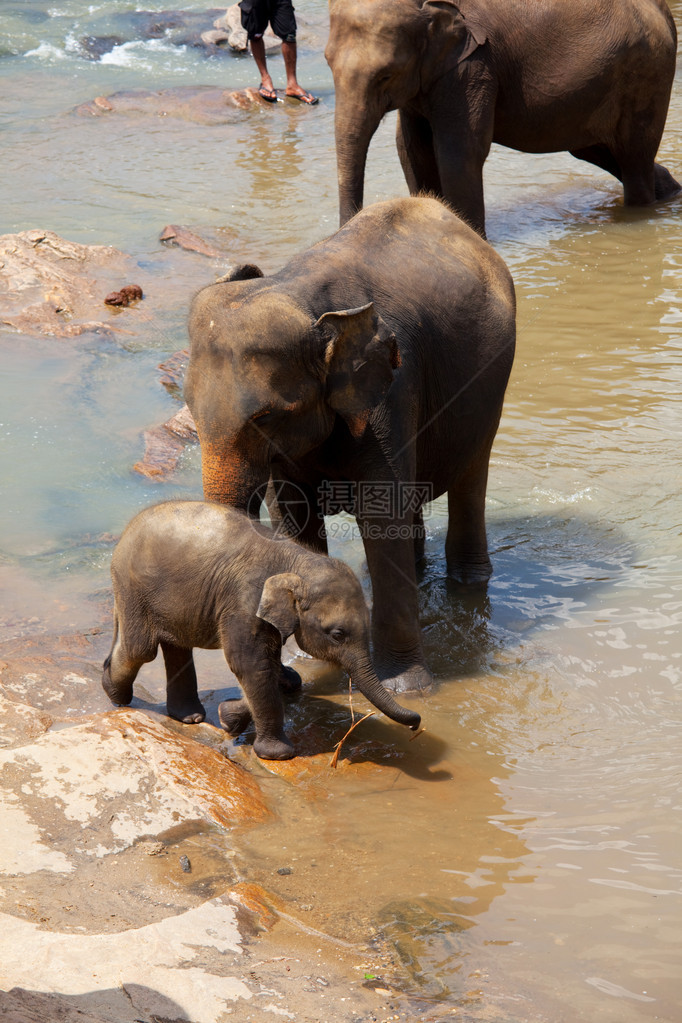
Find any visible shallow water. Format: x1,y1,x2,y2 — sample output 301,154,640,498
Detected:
1,2,682,1019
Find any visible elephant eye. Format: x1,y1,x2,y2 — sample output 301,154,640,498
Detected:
328,627,347,642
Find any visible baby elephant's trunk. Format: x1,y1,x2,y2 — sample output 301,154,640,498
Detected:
351,659,421,731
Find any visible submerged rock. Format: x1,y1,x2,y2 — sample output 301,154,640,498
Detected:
133,403,198,480
0,230,137,338
75,85,263,124
158,347,189,396
160,223,224,257
375,896,474,998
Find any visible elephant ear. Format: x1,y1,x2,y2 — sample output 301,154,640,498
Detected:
422,0,487,66
256,573,308,640
316,303,400,439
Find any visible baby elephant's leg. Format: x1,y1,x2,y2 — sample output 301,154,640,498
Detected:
279,664,302,693
218,698,253,735
160,642,205,723
219,667,301,736
220,622,295,760
102,615,148,706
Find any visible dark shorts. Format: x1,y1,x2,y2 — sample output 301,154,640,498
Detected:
239,0,297,42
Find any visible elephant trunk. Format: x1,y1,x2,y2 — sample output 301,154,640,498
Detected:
350,657,421,731
200,438,266,512
334,103,382,226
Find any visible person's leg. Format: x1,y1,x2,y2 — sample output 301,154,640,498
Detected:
240,0,277,99
271,0,317,103
251,35,276,98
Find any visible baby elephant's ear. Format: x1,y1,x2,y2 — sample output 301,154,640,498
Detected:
256,573,307,639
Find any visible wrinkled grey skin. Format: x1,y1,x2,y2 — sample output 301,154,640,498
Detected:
102,501,420,760
185,197,516,694
326,0,681,235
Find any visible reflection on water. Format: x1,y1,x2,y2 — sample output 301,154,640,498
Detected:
1,1,682,1019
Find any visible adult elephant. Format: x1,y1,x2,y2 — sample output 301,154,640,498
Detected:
185,197,515,693
325,0,680,236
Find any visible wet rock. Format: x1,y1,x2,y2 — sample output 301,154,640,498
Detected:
75,85,261,125
201,27,231,48
75,8,233,60
78,34,126,59
228,881,282,931
0,693,52,750
132,7,228,50
133,403,198,480
92,94,114,111
0,230,146,338
375,897,474,998
0,630,111,716
158,347,189,396
160,223,224,257
0,709,269,874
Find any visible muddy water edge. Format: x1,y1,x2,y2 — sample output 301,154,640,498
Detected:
1,1,682,1021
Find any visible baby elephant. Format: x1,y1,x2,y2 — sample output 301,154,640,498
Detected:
102,501,421,759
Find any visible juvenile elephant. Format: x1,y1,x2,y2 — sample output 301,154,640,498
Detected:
185,197,516,693
325,0,681,235
102,501,420,760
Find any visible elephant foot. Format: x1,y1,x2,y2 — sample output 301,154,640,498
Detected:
167,699,206,724
218,698,253,736
654,163,682,202
253,734,296,761
279,664,303,695
375,656,433,694
446,559,492,588
102,661,133,706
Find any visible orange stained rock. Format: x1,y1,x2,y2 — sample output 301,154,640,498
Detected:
228,881,283,930
96,710,270,828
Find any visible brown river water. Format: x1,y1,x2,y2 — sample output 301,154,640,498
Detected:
1,2,681,1019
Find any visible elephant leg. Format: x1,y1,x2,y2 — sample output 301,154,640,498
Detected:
569,143,654,204
160,642,205,723
429,71,495,236
362,525,432,693
654,163,681,202
413,508,426,565
218,698,253,735
218,666,301,737
396,111,441,196
102,612,151,706
570,143,680,207
445,453,493,587
570,143,622,182
220,621,295,760
279,663,303,694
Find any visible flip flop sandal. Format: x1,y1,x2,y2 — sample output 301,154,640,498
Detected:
258,85,278,102
286,90,319,105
